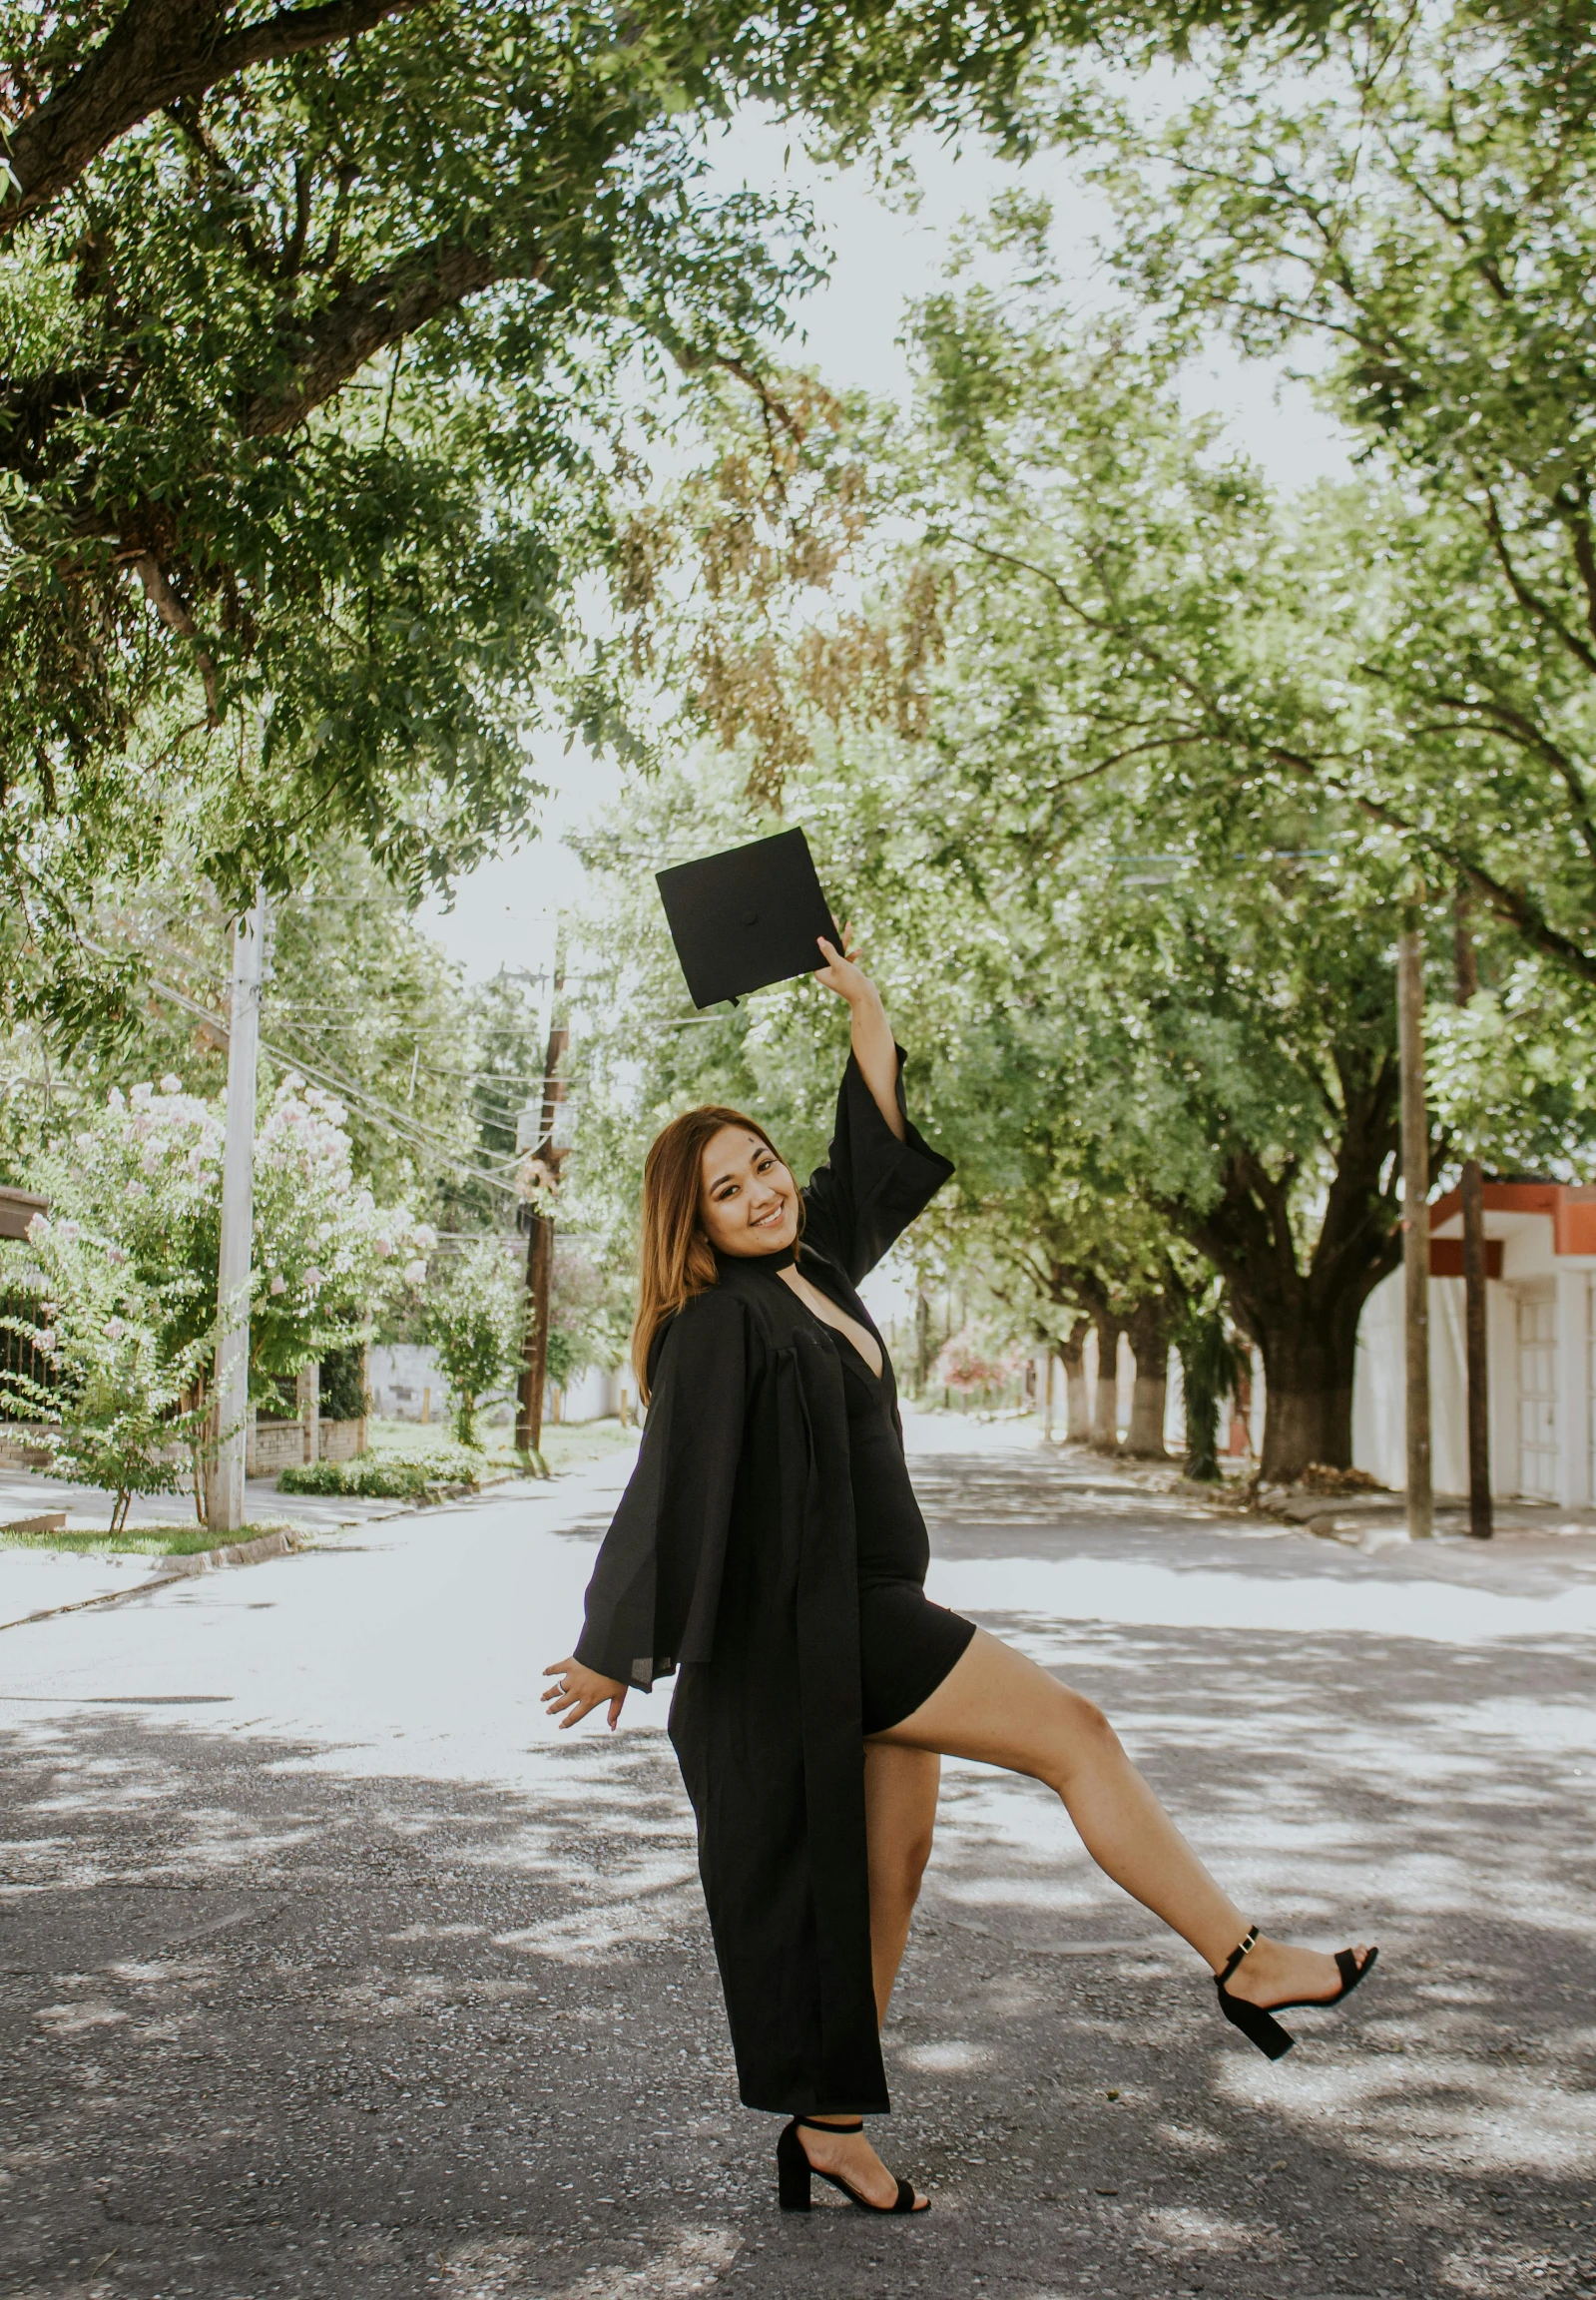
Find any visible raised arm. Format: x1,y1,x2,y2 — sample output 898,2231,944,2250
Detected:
815,928,904,1142
802,930,954,1286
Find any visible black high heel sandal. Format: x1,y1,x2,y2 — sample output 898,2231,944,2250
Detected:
777,2115,928,2214
1215,1924,1378,2060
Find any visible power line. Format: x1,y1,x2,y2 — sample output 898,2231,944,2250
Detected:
100,953,524,1202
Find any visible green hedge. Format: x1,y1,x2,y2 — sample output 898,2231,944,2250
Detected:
277,1447,483,1498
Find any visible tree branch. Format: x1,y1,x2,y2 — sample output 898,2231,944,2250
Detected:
1,0,434,235
127,552,221,723
1477,484,1596,680
241,236,546,436
1266,745,1596,985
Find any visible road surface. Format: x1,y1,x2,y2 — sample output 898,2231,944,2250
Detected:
2,1417,1593,2299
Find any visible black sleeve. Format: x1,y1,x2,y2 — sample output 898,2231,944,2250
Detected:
572,1289,750,1692
799,1047,955,1288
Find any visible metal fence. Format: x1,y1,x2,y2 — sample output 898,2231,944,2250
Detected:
0,1289,57,1413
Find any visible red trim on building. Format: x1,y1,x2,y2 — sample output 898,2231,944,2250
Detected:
1428,1238,1503,1280
1426,1179,1596,1261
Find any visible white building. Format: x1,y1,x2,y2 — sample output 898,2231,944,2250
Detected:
1353,1181,1596,1503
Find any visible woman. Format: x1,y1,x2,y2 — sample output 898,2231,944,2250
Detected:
545,937,1374,2217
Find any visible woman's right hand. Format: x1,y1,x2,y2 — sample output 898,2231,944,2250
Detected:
542,1656,629,1731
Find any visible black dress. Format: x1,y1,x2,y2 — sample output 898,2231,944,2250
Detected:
827,1323,975,1735
573,1050,957,2115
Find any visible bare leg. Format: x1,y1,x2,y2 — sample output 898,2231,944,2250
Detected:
798,1742,937,2211
876,1628,1364,2009
864,1741,939,2023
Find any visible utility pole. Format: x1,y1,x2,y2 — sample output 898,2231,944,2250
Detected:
515,938,569,1466
209,884,266,1532
1455,896,1492,1537
1397,914,1433,1539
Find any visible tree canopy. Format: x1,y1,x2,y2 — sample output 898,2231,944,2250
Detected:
1,0,1392,1037
1085,0,1596,982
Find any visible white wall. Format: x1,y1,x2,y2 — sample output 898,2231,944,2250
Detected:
1352,1265,1581,1500
368,1343,454,1424
1353,1270,1473,1494
368,1344,627,1429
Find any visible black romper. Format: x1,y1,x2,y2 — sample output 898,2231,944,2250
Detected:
823,1318,975,1733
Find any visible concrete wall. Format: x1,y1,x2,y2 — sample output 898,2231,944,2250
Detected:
366,1342,628,1429
246,1413,365,1477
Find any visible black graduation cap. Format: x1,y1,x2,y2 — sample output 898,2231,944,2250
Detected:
656,828,839,1009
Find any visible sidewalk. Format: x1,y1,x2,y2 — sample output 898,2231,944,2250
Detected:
0,1459,538,1633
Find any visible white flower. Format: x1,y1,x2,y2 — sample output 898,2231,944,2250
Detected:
25,1213,49,1241
107,1245,128,1267
130,1083,153,1107
104,1316,127,1342
160,1073,182,1094
374,1235,393,1259
302,1266,325,1291
269,1274,286,1296
403,1259,427,1286
127,1180,148,1201
141,1151,161,1175
57,1220,81,1243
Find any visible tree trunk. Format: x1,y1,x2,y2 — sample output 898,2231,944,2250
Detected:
1178,1051,1406,1485
1059,1315,1091,1441
1123,1296,1176,1457
1252,1304,1363,1484
1090,1311,1126,1449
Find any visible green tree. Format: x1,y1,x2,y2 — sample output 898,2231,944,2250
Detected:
0,1213,210,1530
1086,2,1596,983
595,251,1449,1476
1173,1284,1242,1483
423,1234,522,1444
0,0,1344,1035
29,1072,432,1394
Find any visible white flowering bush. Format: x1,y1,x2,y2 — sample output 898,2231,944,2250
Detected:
28,1072,432,1390
0,1215,210,1531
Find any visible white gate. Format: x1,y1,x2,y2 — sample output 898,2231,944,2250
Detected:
1516,1289,1558,1499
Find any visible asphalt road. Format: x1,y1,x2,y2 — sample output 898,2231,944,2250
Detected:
2,1419,1593,2300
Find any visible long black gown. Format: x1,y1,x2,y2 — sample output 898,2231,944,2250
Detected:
573,1049,965,2115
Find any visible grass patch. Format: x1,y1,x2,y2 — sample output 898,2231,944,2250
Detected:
356,1416,638,1483
363,1417,516,1467
0,1522,292,1558
539,1419,638,1472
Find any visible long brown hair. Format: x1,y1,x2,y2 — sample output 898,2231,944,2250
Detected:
632,1104,796,1402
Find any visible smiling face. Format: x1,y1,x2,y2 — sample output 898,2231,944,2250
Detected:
698,1125,799,1258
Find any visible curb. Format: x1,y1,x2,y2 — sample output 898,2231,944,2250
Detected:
0,1526,304,1634
152,1526,303,1577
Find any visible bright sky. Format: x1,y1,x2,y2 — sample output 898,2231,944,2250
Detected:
419,107,1355,984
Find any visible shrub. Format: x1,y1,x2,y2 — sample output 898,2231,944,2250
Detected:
276,1445,484,1499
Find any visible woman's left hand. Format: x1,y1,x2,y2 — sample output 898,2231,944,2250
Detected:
815,924,879,1008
